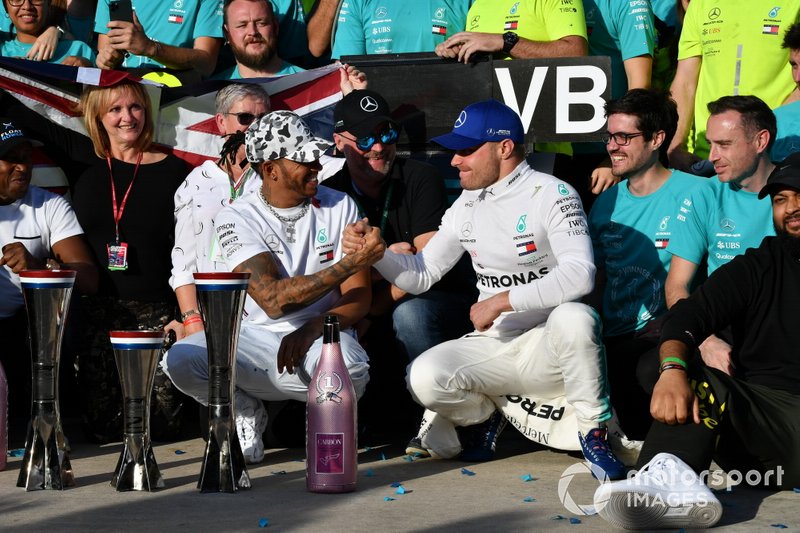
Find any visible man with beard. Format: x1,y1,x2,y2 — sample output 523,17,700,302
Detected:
594,153,800,530
215,0,304,79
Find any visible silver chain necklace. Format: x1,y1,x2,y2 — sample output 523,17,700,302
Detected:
258,189,309,243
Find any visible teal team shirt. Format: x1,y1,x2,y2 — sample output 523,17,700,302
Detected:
589,170,703,336
666,176,775,275
212,60,304,80
772,100,800,163
270,0,310,65
94,0,223,69
332,0,473,58
584,0,656,99
0,38,96,64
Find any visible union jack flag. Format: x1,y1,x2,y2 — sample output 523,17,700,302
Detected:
0,58,344,190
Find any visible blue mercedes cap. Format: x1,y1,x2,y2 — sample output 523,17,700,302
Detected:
431,99,525,150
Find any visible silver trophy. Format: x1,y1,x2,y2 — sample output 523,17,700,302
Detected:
109,330,166,491
194,272,251,493
16,269,76,490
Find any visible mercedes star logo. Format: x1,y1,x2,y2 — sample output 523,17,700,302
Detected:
454,110,467,128
461,222,473,236
375,6,387,17
360,96,379,112
720,218,735,231
708,7,721,19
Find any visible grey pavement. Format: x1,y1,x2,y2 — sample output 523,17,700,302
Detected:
1,427,797,532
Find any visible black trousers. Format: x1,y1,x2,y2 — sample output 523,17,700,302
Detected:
638,365,800,489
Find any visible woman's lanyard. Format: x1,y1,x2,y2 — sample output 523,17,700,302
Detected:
350,180,394,234
107,152,143,244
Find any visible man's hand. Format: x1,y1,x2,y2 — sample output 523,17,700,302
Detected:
96,46,125,69
26,25,60,61
650,369,700,425
699,334,734,376
277,320,320,374
668,146,702,173
388,241,416,255
106,12,155,57
470,292,510,332
435,31,502,63
343,218,371,254
590,165,620,195
0,242,45,273
348,226,385,268
61,55,92,67
339,63,368,95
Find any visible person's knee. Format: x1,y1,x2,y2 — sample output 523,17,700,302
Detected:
161,332,206,388
548,302,601,339
406,350,450,404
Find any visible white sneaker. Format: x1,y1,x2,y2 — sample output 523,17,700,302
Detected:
234,391,268,464
594,452,722,530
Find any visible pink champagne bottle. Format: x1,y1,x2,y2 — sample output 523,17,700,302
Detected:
0,360,7,471
306,315,357,493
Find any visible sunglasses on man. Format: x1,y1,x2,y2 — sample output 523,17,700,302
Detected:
224,112,266,126
339,126,399,151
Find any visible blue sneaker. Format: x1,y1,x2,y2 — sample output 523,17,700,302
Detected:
459,411,507,462
579,427,626,480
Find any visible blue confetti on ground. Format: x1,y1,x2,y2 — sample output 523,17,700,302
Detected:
520,474,538,482
461,468,476,476
395,486,407,495
380,452,387,461
403,455,414,462
173,450,186,455
523,497,536,503
569,518,581,524
550,515,565,520
365,469,374,477
390,482,403,487
271,471,287,475
9,449,24,457
770,525,788,529
383,497,395,502
258,518,269,528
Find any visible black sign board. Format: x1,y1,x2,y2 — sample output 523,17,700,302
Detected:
344,53,612,149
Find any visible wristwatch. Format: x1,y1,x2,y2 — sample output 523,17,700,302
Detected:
502,31,519,54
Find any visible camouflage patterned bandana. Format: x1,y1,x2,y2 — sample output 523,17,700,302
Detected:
245,110,333,164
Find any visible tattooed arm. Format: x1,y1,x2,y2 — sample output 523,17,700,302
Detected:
234,226,385,319
274,266,372,374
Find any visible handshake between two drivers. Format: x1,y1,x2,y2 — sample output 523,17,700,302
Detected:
343,218,386,267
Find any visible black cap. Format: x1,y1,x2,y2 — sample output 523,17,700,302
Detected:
759,152,800,198
333,89,396,137
0,118,37,159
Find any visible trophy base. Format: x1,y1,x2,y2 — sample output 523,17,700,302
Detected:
16,417,74,490
111,433,165,491
198,422,251,493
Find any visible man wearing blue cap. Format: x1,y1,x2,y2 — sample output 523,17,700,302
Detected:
345,99,625,478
